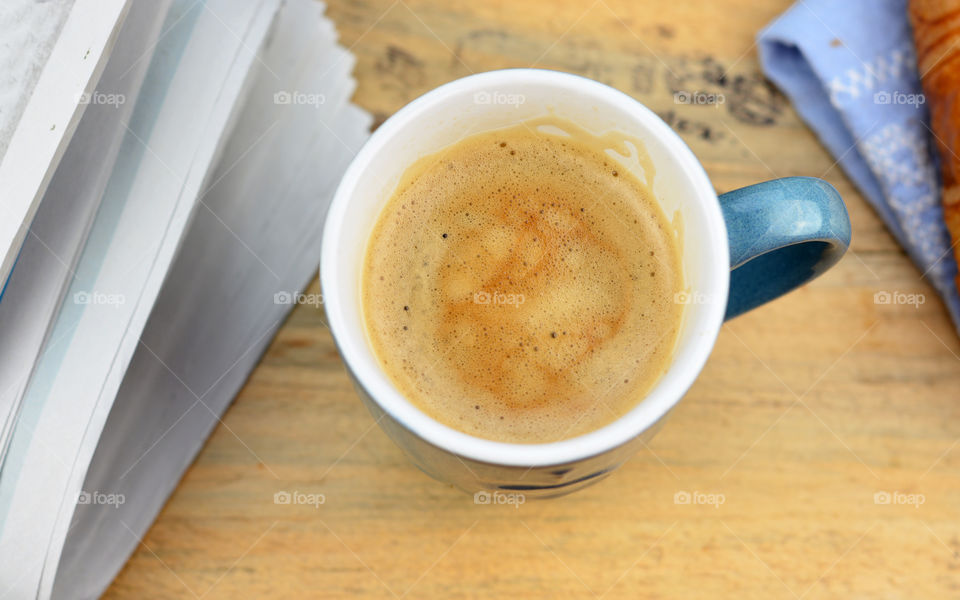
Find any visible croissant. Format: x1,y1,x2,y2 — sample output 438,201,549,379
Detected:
910,0,960,291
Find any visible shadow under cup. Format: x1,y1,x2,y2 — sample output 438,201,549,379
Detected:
321,69,729,497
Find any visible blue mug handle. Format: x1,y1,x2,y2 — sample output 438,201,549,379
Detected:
719,177,851,320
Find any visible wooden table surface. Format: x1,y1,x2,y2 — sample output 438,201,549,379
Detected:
106,0,960,597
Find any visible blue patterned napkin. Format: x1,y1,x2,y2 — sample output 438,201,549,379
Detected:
757,0,960,330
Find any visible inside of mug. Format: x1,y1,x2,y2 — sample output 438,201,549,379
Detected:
324,69,728,463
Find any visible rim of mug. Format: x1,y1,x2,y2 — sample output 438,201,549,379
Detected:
321,68,728,467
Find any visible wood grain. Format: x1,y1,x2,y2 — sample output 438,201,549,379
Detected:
105,0,960,598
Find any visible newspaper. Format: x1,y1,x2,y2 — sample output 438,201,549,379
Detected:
0,1,370,597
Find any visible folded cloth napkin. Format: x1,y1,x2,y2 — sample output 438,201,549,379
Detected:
757,0,960,331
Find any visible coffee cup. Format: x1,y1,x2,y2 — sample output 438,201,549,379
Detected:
320,69,850,497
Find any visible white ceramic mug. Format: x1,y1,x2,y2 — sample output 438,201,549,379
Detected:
320,69,848,497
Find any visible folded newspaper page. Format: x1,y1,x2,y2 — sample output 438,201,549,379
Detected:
0,1,370,597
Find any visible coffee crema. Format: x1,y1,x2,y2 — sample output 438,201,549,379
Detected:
361,118,683,443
